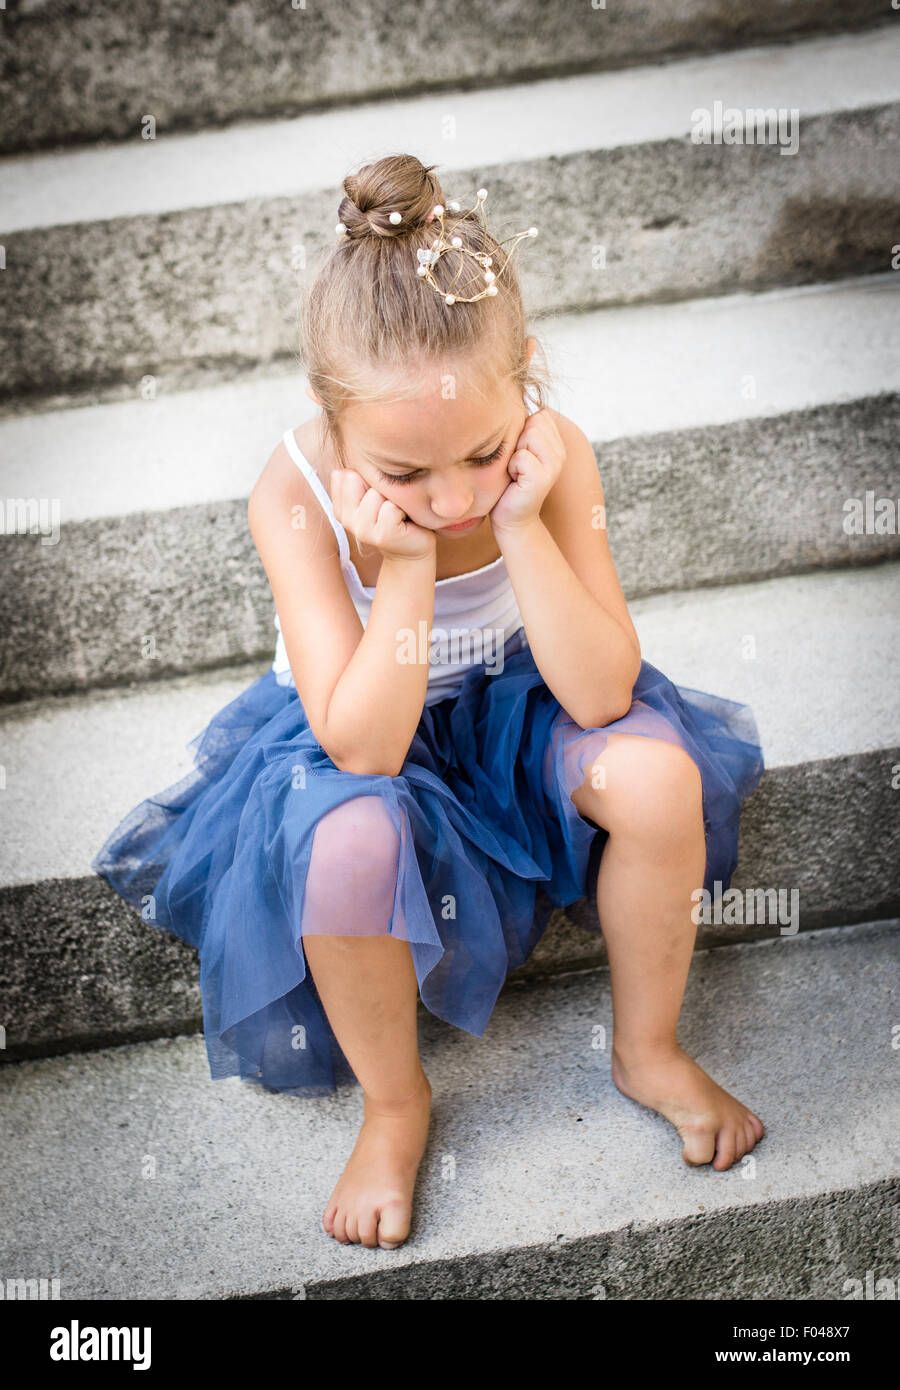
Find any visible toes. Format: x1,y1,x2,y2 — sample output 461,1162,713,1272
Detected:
325,1194,412,1249
712,1127,737,1170
680,1126,718,1166
748,1111,765,1141
681,1115,762,1171
377,1199,410,1250
358,1211,380,1249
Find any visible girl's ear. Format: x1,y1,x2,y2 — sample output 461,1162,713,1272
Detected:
306,385,322,405
525,337,537,366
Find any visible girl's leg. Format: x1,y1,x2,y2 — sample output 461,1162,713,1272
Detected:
301,796,432,1250
570,732,765,1170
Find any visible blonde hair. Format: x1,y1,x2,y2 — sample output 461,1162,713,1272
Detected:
297,152,551,468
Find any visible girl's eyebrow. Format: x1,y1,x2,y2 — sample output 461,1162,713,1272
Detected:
366,422,508,468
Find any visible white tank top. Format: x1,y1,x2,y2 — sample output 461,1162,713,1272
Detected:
270,388,537,705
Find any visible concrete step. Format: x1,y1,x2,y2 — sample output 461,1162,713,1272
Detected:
2,0,888,156
0,918,895,1299
2,27,898,398
1,562,897,1064
2,273,897,701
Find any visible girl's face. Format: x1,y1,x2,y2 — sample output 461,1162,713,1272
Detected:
333,366,533,538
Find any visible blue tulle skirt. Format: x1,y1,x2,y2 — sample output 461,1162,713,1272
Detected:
91,627,764,1098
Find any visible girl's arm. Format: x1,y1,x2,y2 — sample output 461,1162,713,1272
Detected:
492,412,642,729
327,550,437,776
249,444,436,778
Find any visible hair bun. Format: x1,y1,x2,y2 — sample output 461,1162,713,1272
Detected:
337,153,445,241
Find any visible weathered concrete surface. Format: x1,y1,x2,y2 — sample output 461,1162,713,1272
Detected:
0,0,889,156
0,919,896,1299
2,31,899,397
1,276,897,700
1,563,897,1061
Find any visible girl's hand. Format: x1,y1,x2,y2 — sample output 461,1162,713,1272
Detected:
488,408,565,536
330,469,437,563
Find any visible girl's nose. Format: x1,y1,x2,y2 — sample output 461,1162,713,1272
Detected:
431,491,474,522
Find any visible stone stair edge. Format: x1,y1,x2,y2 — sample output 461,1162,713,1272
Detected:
1,559,897,889
2,0,892,158
1,398,897,705
0,917,896,1299
0,555,894,729
3,27,898,234
1,272,897,525
3,99,896,394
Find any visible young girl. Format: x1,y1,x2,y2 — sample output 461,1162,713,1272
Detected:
92,153,766,1255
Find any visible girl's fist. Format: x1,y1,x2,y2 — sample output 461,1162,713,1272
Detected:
330,469,436,563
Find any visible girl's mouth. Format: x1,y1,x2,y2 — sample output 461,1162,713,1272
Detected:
438,516,483,533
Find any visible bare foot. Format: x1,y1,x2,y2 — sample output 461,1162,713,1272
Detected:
610,1043,765,1171
323,1072,432,1250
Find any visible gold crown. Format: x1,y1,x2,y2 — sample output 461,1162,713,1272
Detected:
335,185,538,305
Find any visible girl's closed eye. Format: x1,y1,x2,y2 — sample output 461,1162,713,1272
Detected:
377,443,507,487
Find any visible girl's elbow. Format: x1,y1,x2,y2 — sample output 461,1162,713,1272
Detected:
578,672,639,729
623,644,642,702
585,698,633,729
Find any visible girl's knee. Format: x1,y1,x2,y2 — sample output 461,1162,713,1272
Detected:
302,796,404,937
581,732,703,836
309,795,401,878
